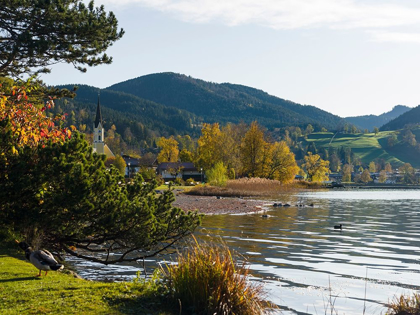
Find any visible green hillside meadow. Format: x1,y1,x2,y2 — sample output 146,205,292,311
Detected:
303,130,419,167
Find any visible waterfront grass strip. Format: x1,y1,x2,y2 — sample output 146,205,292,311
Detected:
0,243,174,315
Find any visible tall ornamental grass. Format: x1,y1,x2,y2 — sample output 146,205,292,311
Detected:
161,237,266,315
386,293,420,315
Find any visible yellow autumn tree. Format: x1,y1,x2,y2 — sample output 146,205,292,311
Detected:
218,123,243,173
304,152,330,182
197,123,222,170
157,136,179,163
267,141,299,183
240,121,268,177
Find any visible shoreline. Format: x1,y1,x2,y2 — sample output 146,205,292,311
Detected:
172,194,269,215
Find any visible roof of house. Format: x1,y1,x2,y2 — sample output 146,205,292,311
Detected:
122,155,140,167
157,162,198,172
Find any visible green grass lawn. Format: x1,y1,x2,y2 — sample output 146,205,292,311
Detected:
303,130,416,166
0,240,175,315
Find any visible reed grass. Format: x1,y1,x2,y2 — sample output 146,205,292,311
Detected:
188,177,311,197
160,237,267,315
386,293,420,315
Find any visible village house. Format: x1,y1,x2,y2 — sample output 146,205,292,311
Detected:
156,162,203,182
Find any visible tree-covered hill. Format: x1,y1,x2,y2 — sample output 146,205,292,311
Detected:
53,84,202,150
106,72,346,131
380,105,420,131
345,105,411,131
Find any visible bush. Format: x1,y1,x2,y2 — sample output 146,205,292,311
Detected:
386,293,420,314
161,237,266,315
173,177,185,186
185,178,196,186
205,162,228,187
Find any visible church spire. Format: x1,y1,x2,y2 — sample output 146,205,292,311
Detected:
94,92,102,128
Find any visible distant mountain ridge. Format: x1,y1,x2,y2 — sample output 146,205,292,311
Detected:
106,72,346,131
345,105,411,131
380,105,420,131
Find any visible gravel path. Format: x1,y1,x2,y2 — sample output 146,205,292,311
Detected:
172,194,269,215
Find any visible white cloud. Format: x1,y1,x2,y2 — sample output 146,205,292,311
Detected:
100,0,420,42
368,30,420,44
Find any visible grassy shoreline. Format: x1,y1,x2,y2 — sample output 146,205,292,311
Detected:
0,238,175,315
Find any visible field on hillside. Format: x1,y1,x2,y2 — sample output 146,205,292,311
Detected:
303,130,419,167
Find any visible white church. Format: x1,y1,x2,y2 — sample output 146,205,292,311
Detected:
92,96,115,158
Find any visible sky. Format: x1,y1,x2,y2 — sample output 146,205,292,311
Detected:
41,0,420,118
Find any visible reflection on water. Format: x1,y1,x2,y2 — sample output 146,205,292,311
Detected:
68,190,420,315
198,190,420,315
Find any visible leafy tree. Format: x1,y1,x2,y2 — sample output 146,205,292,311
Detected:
104,155,126,174
373,127,379,135
399,163,417,184
402,129,417,146
0,132,201,264
304,152,330,182
341,164,353,182
157,136,179,163
0,0,124,77
114,155,127,174
350,125,358,134
329,153,342,173
179,149,195,163
360,169,372,183
385,162,392,173
378,170,387,183
0,81,72,174
197,123,222,170
387,133,398,148
266,141,299,183
219,123,244,174
305,124,314,135
307,141,317,154
368,161,376,173
240,121,267,177
206,162,228,187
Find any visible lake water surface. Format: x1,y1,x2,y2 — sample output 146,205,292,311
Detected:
70,190,420,314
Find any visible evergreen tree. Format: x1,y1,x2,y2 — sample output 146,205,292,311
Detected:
0,0,124,77
1,132,201,264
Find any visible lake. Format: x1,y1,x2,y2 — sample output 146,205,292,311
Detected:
69,190,420,314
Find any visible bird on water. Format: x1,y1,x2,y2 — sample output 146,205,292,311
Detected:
334,224,342,230
16,240,64,276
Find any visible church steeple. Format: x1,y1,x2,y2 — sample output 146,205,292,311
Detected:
94,93,103,128
92,93,114,158
93,93,105,153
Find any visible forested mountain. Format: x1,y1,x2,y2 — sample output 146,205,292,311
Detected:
106,72,346,131
380,105,420,131
53,85,201,152
345,105,411,131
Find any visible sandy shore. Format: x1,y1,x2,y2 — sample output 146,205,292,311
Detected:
172,193,269,215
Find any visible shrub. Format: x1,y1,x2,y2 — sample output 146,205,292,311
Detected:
386,293,420,315
173,177,185,186
206,162,228,187
185,178,196,186
161,237,266,315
